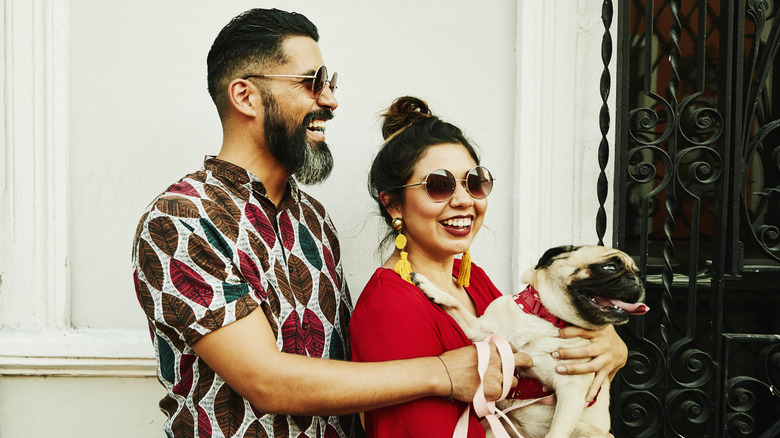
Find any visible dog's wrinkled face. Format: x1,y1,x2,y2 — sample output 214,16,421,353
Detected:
525,245,647,328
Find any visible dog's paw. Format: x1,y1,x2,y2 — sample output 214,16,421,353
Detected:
411,272,458,307
410,272,431,293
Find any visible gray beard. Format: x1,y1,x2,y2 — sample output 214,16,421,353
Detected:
263,93,334,186
294,140,334,185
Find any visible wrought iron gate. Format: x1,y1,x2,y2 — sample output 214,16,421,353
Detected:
597,0,780,436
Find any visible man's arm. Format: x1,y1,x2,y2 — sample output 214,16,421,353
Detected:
193,307,530,415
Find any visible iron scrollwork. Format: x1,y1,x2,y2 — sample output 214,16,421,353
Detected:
607,0,780,436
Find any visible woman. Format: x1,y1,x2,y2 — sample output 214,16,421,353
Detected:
350,96,626,437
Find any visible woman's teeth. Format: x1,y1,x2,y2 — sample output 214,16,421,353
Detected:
442,218,471,228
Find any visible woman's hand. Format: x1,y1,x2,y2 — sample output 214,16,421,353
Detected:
551,325,627,402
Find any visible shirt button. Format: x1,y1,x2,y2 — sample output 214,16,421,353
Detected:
302,322,308,330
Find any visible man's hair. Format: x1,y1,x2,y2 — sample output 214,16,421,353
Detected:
207,8,319,120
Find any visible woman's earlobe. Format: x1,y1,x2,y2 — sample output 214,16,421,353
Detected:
380,191,401,216
379,191,392,208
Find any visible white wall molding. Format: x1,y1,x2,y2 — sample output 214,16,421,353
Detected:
1,0,71,329
513,0,575,287
0,329,156,377
0,0,154,380
513,0,616,290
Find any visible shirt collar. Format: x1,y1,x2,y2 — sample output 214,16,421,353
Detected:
203,155,301,205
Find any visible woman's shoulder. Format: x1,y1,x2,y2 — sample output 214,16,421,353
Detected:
364,267,414,290
351,268,443,340
356,268,421,307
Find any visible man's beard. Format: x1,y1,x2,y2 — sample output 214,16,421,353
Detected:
263,93,334,185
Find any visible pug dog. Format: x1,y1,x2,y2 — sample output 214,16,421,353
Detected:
412,245,648,438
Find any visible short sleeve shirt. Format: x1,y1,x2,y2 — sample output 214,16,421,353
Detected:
132,157,361,438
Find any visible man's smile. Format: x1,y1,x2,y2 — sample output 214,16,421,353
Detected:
307,119,326,133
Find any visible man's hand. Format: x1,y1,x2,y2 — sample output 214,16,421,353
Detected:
440,342,533,402
552,325,627,401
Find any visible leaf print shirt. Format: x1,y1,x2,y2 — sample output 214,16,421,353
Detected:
132,157,360,438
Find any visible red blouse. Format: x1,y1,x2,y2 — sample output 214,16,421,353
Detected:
350,261,503,438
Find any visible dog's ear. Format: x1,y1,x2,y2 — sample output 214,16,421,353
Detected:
535,245,579,270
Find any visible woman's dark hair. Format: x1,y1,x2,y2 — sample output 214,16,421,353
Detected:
368,96,481,245
207,8,319,120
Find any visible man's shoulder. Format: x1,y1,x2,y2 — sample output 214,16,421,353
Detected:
132,169,209,244
143,170,209,215
296,188,330,220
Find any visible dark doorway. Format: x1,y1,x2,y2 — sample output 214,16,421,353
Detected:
600,0,780,436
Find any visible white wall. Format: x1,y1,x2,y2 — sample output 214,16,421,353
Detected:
69,0,521,329
0,376,166,436
0,0,614,435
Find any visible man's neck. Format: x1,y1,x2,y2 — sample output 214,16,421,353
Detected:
216,137,290,206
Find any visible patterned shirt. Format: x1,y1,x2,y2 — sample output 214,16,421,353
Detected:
132,157,360,438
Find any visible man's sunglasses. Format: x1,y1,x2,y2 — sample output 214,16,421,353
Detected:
242,65,338,98
394,166,495,202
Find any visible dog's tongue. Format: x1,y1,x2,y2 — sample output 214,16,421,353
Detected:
596,297,649,315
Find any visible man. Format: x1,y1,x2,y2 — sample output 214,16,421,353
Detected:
132,8,529,437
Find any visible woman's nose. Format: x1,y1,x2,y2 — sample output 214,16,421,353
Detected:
449,180,473,206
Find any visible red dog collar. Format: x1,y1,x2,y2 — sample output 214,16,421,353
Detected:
512,285,571,329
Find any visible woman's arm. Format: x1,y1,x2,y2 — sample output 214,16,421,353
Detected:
551,325,628,402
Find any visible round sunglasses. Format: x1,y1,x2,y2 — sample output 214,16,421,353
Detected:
243,65,338,98
394,166,495,202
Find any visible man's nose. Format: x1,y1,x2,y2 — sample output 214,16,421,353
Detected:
317,85,338,111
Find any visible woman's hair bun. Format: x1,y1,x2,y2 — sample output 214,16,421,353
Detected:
381,96,432,140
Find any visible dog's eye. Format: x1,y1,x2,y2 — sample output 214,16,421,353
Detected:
602,264,617,272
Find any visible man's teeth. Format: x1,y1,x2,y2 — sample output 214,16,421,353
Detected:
442,218,472,228
308,120,326,132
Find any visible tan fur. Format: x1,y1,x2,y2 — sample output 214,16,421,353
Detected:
413,245,645,438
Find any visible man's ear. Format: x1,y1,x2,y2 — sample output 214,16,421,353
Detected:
227,79,260,118
380,191,401,218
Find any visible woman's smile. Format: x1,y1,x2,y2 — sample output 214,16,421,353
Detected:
440,216,473,236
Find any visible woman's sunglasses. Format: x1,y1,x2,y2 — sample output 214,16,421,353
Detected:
243,65,338,98
394,166,495,202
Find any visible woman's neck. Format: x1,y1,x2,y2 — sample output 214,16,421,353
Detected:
383,250,457,293
383,249,477,315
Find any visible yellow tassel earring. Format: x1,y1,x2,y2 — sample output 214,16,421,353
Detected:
392,218,412,283
456,249,471,287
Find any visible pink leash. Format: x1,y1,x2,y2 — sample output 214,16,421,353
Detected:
451,334,553,438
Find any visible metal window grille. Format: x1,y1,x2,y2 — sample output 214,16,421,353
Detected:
598,0,780,436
